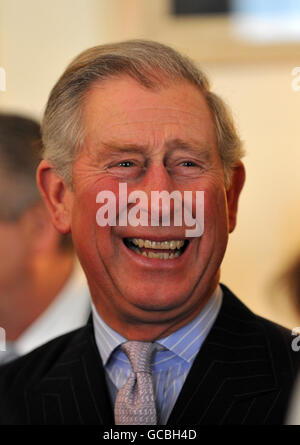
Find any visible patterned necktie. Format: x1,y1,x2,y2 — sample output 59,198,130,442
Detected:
114,341,157,425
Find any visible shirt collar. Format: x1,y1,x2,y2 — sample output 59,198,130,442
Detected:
157,285,223,363
92,302,126,366
92,285,223,367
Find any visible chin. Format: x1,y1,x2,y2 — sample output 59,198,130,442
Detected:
123,285,193,312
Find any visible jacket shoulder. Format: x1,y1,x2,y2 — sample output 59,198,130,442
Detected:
220,283,300,373
0,324,90,401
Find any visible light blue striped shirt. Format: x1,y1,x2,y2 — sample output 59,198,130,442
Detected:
92,286,222,425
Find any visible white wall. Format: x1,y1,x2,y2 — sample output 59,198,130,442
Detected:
0,0,102,116
207,63,300,326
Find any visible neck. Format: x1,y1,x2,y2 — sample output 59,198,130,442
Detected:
0,250,74,341
93,272,220,342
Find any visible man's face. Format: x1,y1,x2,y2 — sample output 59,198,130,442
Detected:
60,76,241,339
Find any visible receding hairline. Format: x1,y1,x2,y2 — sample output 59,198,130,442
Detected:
78,72,216,150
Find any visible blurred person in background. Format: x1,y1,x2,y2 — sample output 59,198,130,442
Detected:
267,251,300,328
0,114,90,365
279,254,300,317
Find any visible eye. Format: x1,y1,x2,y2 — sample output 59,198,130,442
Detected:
117,161,134,167
181,161,196,167
168,158,206,179
106,158,145,181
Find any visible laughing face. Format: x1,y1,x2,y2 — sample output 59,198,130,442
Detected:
38,75,245,340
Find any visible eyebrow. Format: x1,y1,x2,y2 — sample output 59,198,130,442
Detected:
91,141,149,163
97,138,212,161
165,138,212,161
101,141,149,154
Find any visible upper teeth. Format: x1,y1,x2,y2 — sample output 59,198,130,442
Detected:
130,239,184,250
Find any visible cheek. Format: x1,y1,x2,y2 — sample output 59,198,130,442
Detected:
202,184,229,235
71,178,120,259
71,196,99,265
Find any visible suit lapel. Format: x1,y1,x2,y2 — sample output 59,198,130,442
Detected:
23,287,294,425
26,323,114,425
167,285,280,425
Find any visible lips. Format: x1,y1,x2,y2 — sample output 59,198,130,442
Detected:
124,238,189,259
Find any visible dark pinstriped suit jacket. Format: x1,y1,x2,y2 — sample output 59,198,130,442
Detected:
0,285,299,425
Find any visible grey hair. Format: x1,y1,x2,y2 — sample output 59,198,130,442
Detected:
42,39,244,188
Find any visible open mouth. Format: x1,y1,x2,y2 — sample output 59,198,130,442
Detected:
123,238,189,260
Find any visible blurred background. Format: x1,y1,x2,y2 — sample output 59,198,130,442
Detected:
0,0,300,328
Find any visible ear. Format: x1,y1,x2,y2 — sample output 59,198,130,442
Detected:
36,160,73,234
226,162,246,233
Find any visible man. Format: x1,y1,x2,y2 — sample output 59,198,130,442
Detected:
0,41,298,425
0,114,90,364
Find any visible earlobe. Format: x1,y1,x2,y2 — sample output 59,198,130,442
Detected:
226,162,246,233
36,160,73,234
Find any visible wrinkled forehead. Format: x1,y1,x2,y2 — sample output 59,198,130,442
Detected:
82,75,217,152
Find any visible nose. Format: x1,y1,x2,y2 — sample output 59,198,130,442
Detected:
142,163,174,195
137,163,180,227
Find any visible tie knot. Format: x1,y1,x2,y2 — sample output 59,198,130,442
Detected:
121,341,155,373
